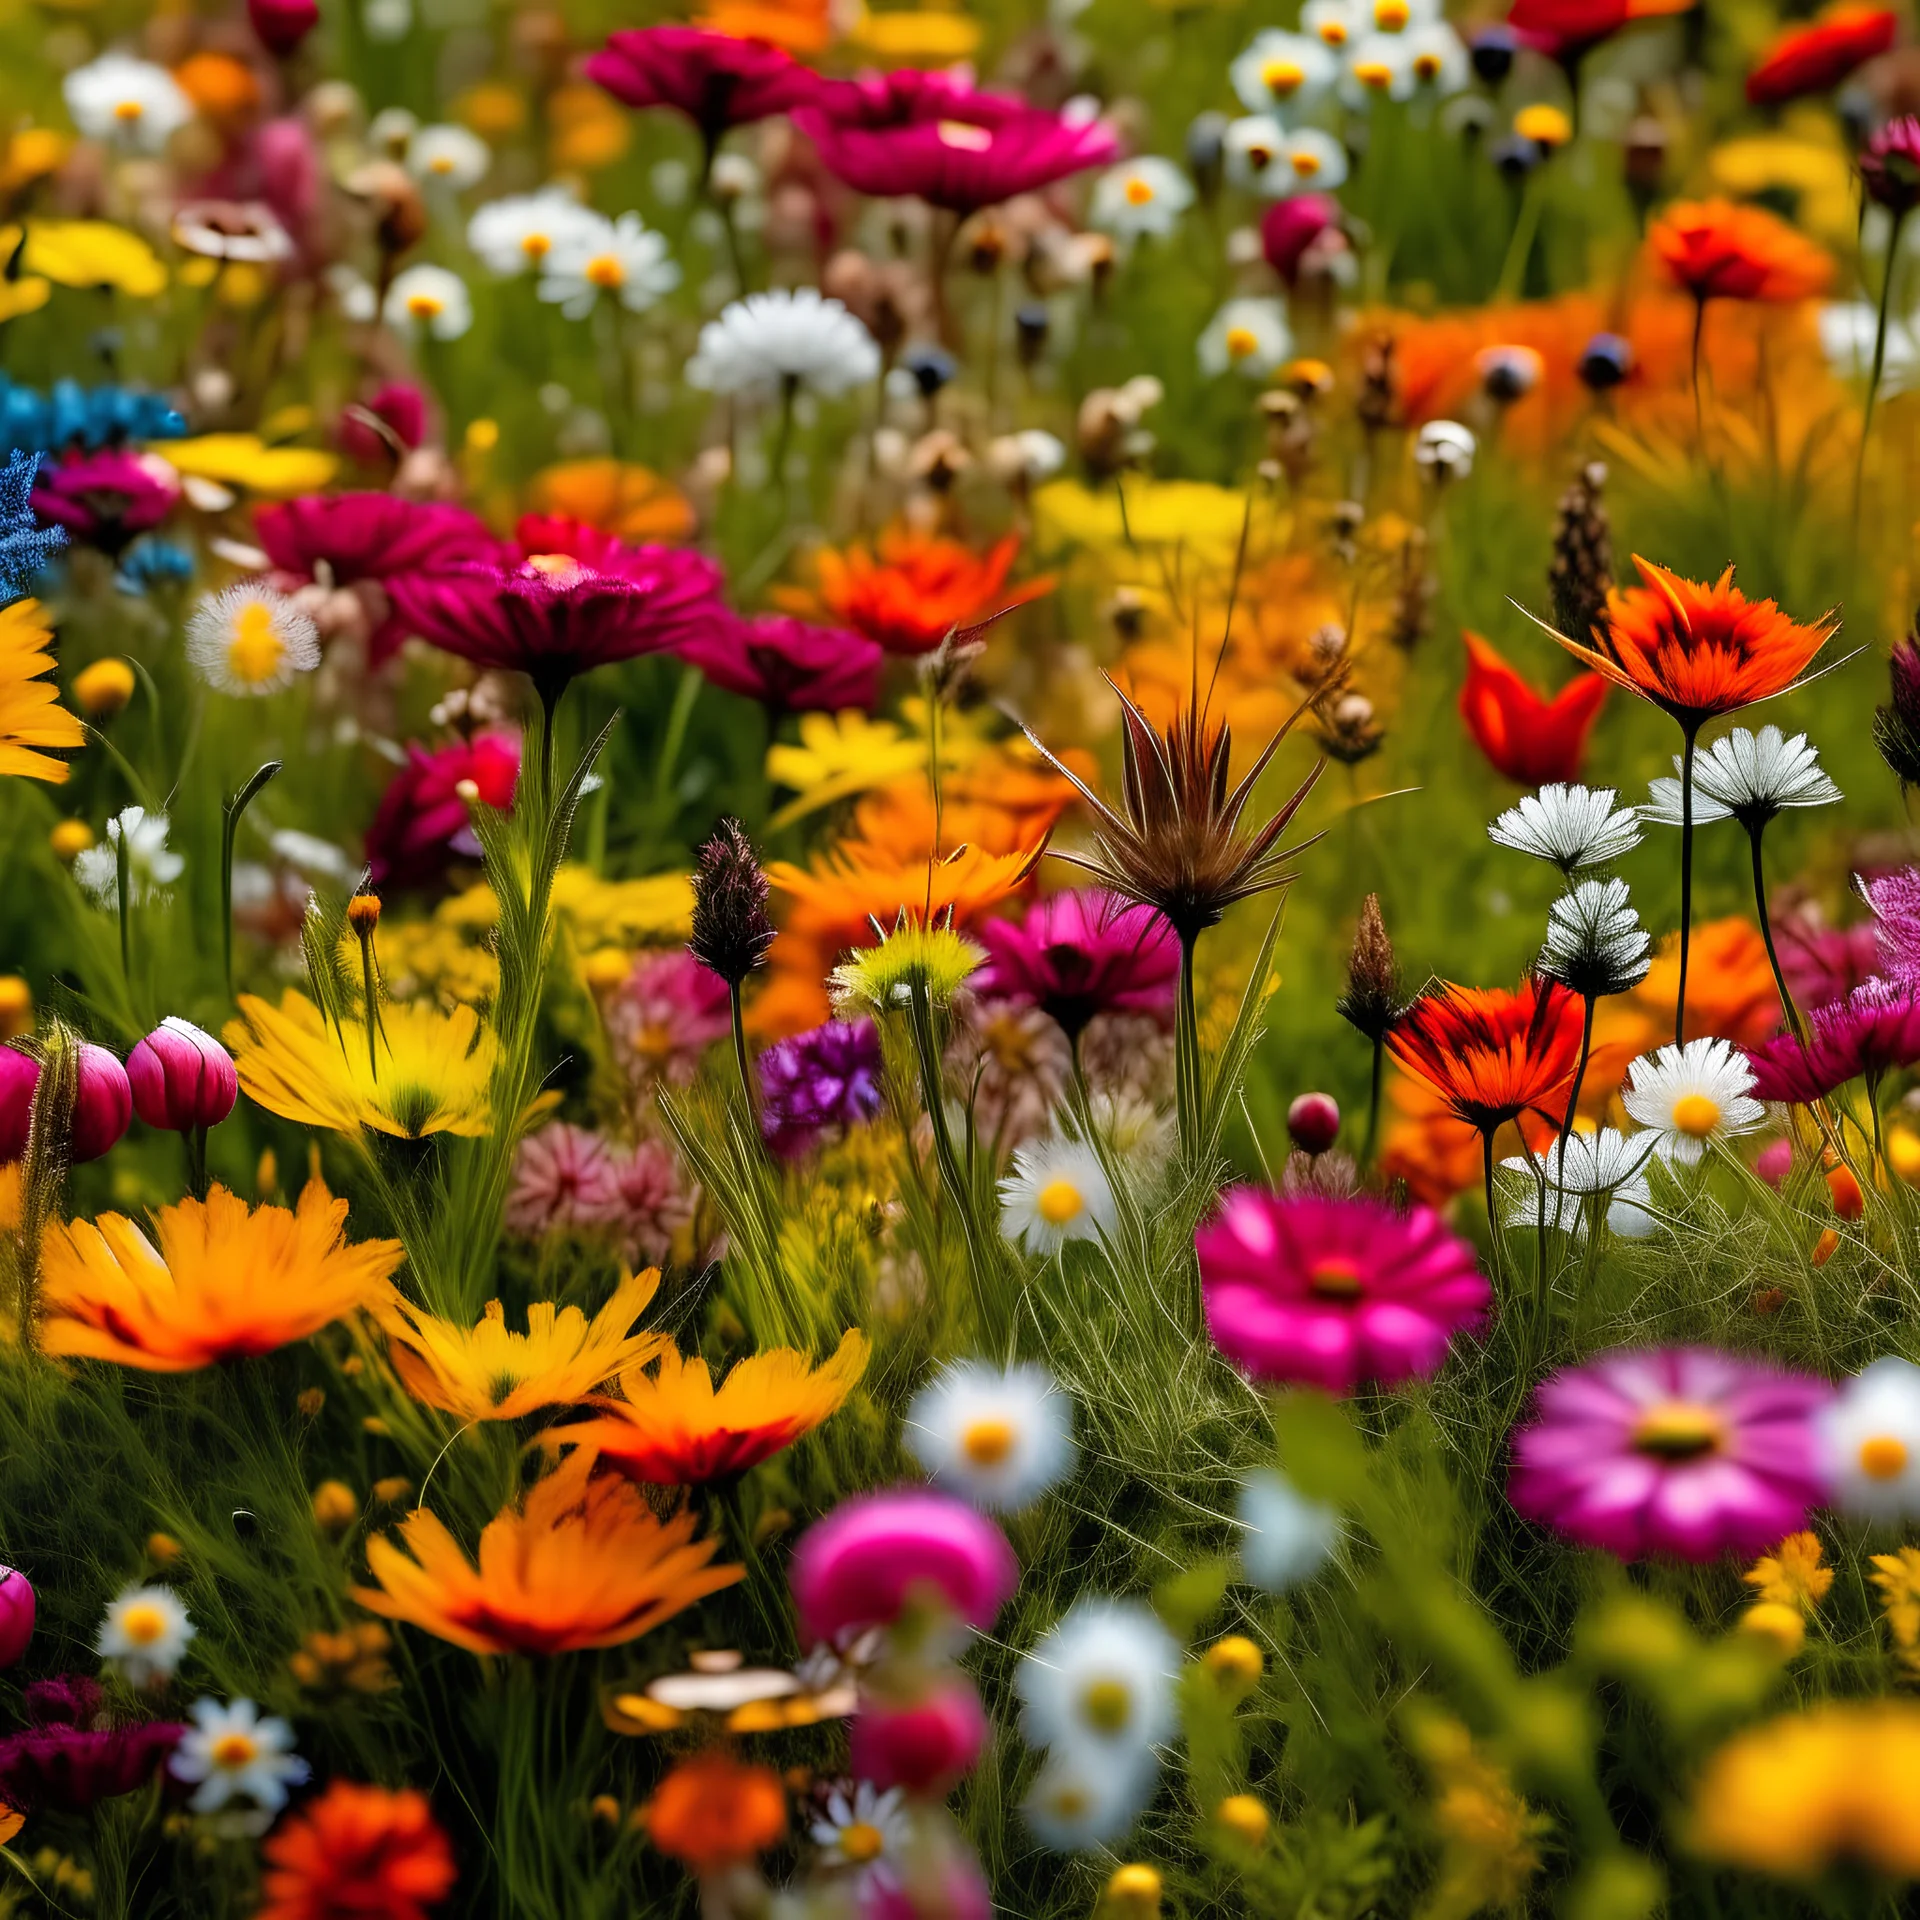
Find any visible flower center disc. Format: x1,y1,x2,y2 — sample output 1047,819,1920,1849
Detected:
1081,1678,1133,1734
962,1417,1016,1466
122,1605,166,1645
840,1820,885,1863
1124,176,1155,206
211,1734,259,1769
227,600,288,686
1262,60,1304,93
1035,1178,1085,1226
1860,1434,1910,1481
1307,1256,1364,1300
1631,1401,1725,1461
1670,1093,1722,1138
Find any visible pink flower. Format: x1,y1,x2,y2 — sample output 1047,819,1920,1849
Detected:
32,452,178,557
127,1019,238,1134
338,383,430,467
248,0,319,56
1197,1189,1490,1392
1864,865,1920,987
1508,1347,1831,1561
586,27,822,159
0,1568,34,1669
364,729,521,894
849,1678,989,1794
790,1490,1018,1646
859,1845,992,1920
1772,904,1879,1011
1747,976,1920,1102
596,1137,695,1267
600,950,733,1096
677,612,884,714
974,889,1178,1040
513,514,725,596
505,1123,618,1238
793,71,1119,215
1261,195,1341,284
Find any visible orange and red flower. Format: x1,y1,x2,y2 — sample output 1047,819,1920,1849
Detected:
258,1781,456,1920
1459,630,1608,784
1648,200,1834,305
1746,4,1895,106
645,1751,788,1872
1387,980,1584,1137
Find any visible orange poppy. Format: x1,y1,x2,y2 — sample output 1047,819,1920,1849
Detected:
525,460,694,544
258,1781,457,1920
1458,630,1608,783
1386,980,1584,1139
645,1751,788,1871
1747,4,1895,106
697,0,833,52
1558,556,1836,730
352,1452,741,1657
1648,200,1834,305
776,525,1054,656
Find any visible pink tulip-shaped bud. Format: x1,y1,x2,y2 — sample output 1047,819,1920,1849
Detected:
128,1019,239,1134
248,0,319,55
0,1567,35,1668
72,1044,133,1163
849,1677,989,1793
0,1046,36,1163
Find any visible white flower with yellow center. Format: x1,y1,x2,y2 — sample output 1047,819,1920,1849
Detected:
539,211,681,320
382,264,473,341
906,1359,1077,1511
1620,1037,1764,1166
467,190,600,276
810,1781,909,1886
1342,33,1416,104
1302,0,1362,50
186,584,320,697
1821,1358,1920,1522
1366,0,1440,34
1089,157,1194,242
687,288,881,400
1022,1750,1155,1850
407,123,490,190
96,1583,195,1687
169,1698,309,1813
64,53,193,153
1274,128,1348,195
1231,30,1338,113
1017,1597,1178,1763
1199,297,1292,380
999,1138,1117,1255
1404,22,1470,92
1222,114,1288,193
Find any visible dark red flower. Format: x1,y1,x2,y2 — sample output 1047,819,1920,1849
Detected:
1507,0,1694,57
0,1708,183,1813
365,729,521,894
1747,4,1896,105
248,0,319,56
31,451,179,557
1459,629,1608,784
676,611,882,714
338,384,430,466
586,27,820,166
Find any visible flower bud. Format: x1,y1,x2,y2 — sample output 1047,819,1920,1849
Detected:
1104,1865,1163,1918
1287,1092,1341,1156
128,1018,239,1133
688,818,774,989
1215,1794,1271,1845
49,820,94,863
249,0,320,53
848,1678,990,1794
1260,194,1338,285
72,658,136,718
0,1567,34,1668
73,1044,133,1162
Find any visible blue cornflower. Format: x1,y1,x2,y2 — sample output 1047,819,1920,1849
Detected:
0,452,65,604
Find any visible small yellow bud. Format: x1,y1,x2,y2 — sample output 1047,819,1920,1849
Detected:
1104,1863,1164,1915
0,976,31,1040
361,1413,390,1434
581,947,631,991
255,1148,279,1197
589,1794,622,1825
371,1475,413,1506
464,417,500,453
1203,1634,1265,1700
72,657,137,717
1738,1602,1806,1657
311,1480,359,1536
1215,1794,1271,1845
49,819,94,862
296,1386,326,1418
147,1532,183,1566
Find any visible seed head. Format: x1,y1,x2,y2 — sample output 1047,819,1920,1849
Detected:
689,817,774,988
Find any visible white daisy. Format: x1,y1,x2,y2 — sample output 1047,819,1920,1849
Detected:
1302,0,1362,50
999,1138,1118,1255
1538,877,1652,999
1089,157,1194,242
1273,128,1348,195
1488,784,1642,876
64,53,193,153
1222,115,1288,194
467,190,600,276
1642,728,1842,831
169,1698,309,1813
1414,420,1476,483
1364,0,1441,32
810,1780,910,1885
1198,297,1292,379
1016,1597,1178,1762
186,584,320,697
1500,1127,1658,1239
75,807,184,911
1237,1468,1340,1592
1022,1749,1156,1851
407,124,489,190
383,264,473,341
367,107,420,157
1230,30,1339,114
1343,34,1416,105
539,211,681,319
1820,1358,1920,1522
1620,1038,1765,1166
906,1360,1077,1511
686,288,881,400
1404,21,1471,92
96,1583,195,1686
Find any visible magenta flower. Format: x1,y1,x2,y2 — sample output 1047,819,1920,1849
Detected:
848,1677,988,1793
32,451,178,557
1773,907,1880,1012
1743,1028,1848,1106
1862,115,1920,215
974,889,1178,1041
586,26,821,164
678,612,884,715
1508,1347,1831,1561
758,1019,884,1159
1198,1189,1489,1393
0,1711,184,1814
364,728,521,894
337,383,429,466
505,1123,618,1239
0,1567,33,1668
793,71,1119,215
513,514,725,594
790,1489,1018,1646
248,0,319,55
1261,195,1341,284
1809,976,1920,1089
127,1019,238,1134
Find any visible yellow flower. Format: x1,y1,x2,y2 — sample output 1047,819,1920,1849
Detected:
1,128,71,192
829,924,986,1015
161,434,339,498
71,658,136,717
1689,1700,1920,1877
346,918,500,1010
375,1266,670,1422
0,280,50,323
847,5,982,59
1737,1602,1805,1657
0,600,84,784
766,711,930,827
225,990,496,1139
431,867,694,978
1872,1547,1920,1674
1709,115,1858,250
1513,103,1572,148
49,819,93,861
1032,477,1249,567
1407,1708,1547,1913
547,82,630,173
17,220,166,296
1742,1531,1833,1613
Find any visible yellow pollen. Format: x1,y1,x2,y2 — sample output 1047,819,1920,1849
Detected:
1050,1784,1091,1816
1355,60,1394,87
226,599,289,687
1318,20,1349,44
1035,1178,1085,1226
1670,1093,1721,1138
962,1417,1016,1466
521,231,552,259
1861,1434,1910,1481
428,154,456,174
1262,58,1305,93
405,293,444,320
1374,0,1410,27
211,1733,259,1769
120,1604,167,1646
1224,326,1261,361
1081,1678,1133,1734
1307,1255,1363,1298
112,99,145,122
1124,175,1155,206
839,1821,885,1863
936,119,994,152
1631,1401,1725,1461
1290,148,1322,177
584,253,625,288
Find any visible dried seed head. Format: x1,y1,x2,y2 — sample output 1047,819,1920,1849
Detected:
689,817,774,988
1337,893,1401,1039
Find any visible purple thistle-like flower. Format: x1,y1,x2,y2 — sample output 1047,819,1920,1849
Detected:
1744,1028,1849,1106
1809,976,1920,1087
1863,865,1920,987
758,1019,883,1159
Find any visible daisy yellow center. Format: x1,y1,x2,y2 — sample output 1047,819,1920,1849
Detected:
1124,175,1155,206
521,232,553,260
584,253,624,288
211,1733,259,1769
962,1416,1016,1465
113,99,146,122
839,1821,886,1863
1374,0,1410,27
1290,148,1322,177
405,292,445,320
1860,1434,1909,1480
1354,60,1394,88
120,1603,168,1646
1308,1255,1363,1299
1049,1783,1092,1816
1081,1678,1133,1733
937,119,994,152
1262,58,1305,93
1225,326,1261,360
1035,1178,1085,1226
1631,1401,1725,1461
225,600,289,687
1670,1093,1721,1138
1318,20,1349,44
428,154,456,174
1412,51,1443,78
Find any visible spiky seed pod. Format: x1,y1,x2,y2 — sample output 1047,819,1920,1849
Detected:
1355,328,1397,435
1874,633,1920,791
1337,893,1402,1040
1549,461,1613,644
689,817,774,988
1389,529,1436,652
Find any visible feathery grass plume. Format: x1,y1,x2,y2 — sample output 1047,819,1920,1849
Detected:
689,814,774,1115
1337,893,1403,1165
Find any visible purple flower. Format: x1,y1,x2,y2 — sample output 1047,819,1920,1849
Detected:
1744,1028,1848,1106
677,612,884,715
1508,1347,1831,1561
0,1567,33,1668
32,451,178,558
1772,904,1880,1011
1862,865,1920,986
758,1019,883,1159
0,1708,184,1813
1810,976,1920,1088
973,889,1178,1041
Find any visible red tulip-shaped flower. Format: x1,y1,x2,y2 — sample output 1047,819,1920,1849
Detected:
1459,630,1607,784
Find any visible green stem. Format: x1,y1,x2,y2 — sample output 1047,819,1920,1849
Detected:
905,972,994,1334
1855,204,1908,529
114,825,131,990
1175,932,1204,1164
1747,820,1806,1044
1558,994,1597,1155
1675,725,1699,1049
221,761,281,999
1363,1034,1383,1173
730,982,757,1128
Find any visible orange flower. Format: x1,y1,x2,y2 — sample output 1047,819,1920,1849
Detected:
40,1183,402,1372
1387,980,1584,1138
1459,630,1608,783
1648,200,1833,305
645,1751,788,1871
525,460,694,544
554,1331,868,1484
351,1453,741,1656
1632,917,1781,1045
1557,556,1836,730
172,52,262,126
258,1781,457,1920
777,525,1054,656
697,0,833,51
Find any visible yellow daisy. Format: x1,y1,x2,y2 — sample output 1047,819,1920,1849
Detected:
0,600,84,784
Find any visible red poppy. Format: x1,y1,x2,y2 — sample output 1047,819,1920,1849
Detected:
1507,0,1693,54
1459,630,1607,784
1746,4,1895,106
1386,980,1584,1138
1648,200,1834,304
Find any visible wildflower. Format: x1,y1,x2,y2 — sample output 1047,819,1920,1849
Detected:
1105,1865,1164,1918
1508,1347,1831,1560
1415,422,1476,485
1642,727,1841,830
1875,634,1920,791
505,1122,618,1239
1216,1794,1272,1845
0,455,65,604
0,1695,183,1814
1819,1358,1920,1521
127,1018,238,1134
1198,299,1292,380
170,1699,308,1814
1231,30,1339,113
257,1781,458,1920
758,1019,884,1158
687,288,880,400
1262,194,1343,284
974,891,1177,1042
1459,633,1609,786
1803,978,1920,1094
354,1452,740,1656
31,450,177,557
185,584,320,698
1621,1037,1765,1164
1487,784,1641,876
831,923,990,1018
63,54,192,152
97,1585,194,1687
1017,1597,1178,1762
811,1780,909,1885
1746,3,1894,105
1387,979,1583,1144
248,0,321,57
555,1331,869,1483
1023,1751,1150,1849
538,211,679,319
595,1145,695,1265
850,1680,989,1793
1539,879,1652,999
689,816,774,990
906,1360,1077,1511
789,1490,1018,1644
227,991,495,1139
586,26,820,165
1222,114,1287,191
73,806,183,910
365,730,520,894
1090,159,1194,243
0,600,82,784
0,1569,29,1669
1236,1467,1340,1590
1743,1531,1834,1612
0,1040,129,1164
407,124,489,189
1499,1128,1657,1239
377,1266,666,1422
1198,1188,1488,1391
1651,200,1834,304
467,189,598,276
677,611,884,713
1000,1138,1118,1255
600,948,733,1090
382,266,473,341
1857,114,1920,215
644,1751,788,1873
